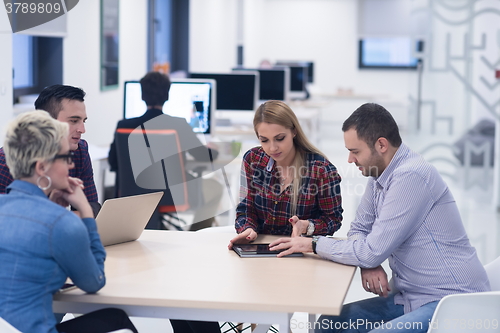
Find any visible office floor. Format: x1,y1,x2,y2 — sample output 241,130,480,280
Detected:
129,99,500,332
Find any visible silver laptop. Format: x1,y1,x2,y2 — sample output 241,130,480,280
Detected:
96,192,163,246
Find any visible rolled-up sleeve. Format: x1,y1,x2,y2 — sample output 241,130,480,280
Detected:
235,150,259,233
306,164,343,235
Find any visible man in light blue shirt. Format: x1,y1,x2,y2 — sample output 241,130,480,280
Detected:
270,103,490,333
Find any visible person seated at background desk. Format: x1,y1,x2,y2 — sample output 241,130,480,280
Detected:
0,111,138,333
228,100,343,248
0,84,101,217
108,71,223,232
270,103,490,333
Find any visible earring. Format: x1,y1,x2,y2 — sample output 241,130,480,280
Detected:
37,175,52,190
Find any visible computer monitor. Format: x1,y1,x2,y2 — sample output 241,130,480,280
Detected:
274,62,309,100
276,60,314,83
233,67,289,103
189,72,259,112
123,78,216,135
358,37,421,69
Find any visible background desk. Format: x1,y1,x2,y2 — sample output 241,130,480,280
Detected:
53,230,356,332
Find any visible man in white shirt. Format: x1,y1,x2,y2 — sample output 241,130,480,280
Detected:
270,103,489,333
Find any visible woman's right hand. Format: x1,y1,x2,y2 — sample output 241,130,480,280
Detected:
289,216,309,237
49,177,83,208
61,177,93,218
228,228,258,249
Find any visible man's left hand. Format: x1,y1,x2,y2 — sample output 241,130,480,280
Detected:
361,265,391,297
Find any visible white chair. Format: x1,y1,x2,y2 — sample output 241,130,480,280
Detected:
484,255,500,291
427,256,500,332
0,318,22,333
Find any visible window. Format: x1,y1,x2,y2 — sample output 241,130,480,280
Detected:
12,35,63,103
148,0,188,73
12,34,34,89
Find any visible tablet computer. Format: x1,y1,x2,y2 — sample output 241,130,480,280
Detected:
232,243,304,258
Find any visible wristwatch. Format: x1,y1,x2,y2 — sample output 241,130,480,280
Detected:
305,221,315,236
312,236,320,254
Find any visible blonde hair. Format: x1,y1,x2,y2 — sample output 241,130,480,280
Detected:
4,110,68,179
254,100,327,215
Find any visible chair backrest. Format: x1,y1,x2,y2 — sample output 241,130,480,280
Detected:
427,256,500,332
115,128,190,213
484,256,500,291
0,318,22,333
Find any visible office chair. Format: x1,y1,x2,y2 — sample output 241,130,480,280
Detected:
427,255,500,332
115,128,199,230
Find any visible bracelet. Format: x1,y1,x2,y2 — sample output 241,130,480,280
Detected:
306,220,315,236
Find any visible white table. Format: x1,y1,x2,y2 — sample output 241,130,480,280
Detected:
53,230,356,332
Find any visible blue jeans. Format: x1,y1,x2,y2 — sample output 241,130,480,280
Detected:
315,294,438,333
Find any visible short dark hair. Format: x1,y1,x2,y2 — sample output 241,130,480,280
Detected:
342,103,402,148
34,85,86,119
140,72,171,106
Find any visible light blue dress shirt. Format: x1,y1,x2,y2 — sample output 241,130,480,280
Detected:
0,180,106,333
316,143,490,313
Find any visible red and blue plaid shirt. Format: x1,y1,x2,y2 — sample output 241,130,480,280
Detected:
0,139,98,203
235,146,343,236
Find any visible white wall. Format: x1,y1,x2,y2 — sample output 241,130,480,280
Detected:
190,0,415,100
189,0,238,72
64,0,148,147
471,0,500,124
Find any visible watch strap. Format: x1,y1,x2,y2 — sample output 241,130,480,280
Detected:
312,236,320,254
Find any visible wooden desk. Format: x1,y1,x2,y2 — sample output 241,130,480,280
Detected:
53,231,356,332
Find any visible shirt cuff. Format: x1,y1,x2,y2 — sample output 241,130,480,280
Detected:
315,236,341,259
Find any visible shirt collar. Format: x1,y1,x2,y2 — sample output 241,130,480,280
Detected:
264,151,313,172
266,157,275,172
375,142,409,188
146,108,164,116
6,179,48,199
75,139,82,151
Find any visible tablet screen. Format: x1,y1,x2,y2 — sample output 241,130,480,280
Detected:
233,243,303,258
